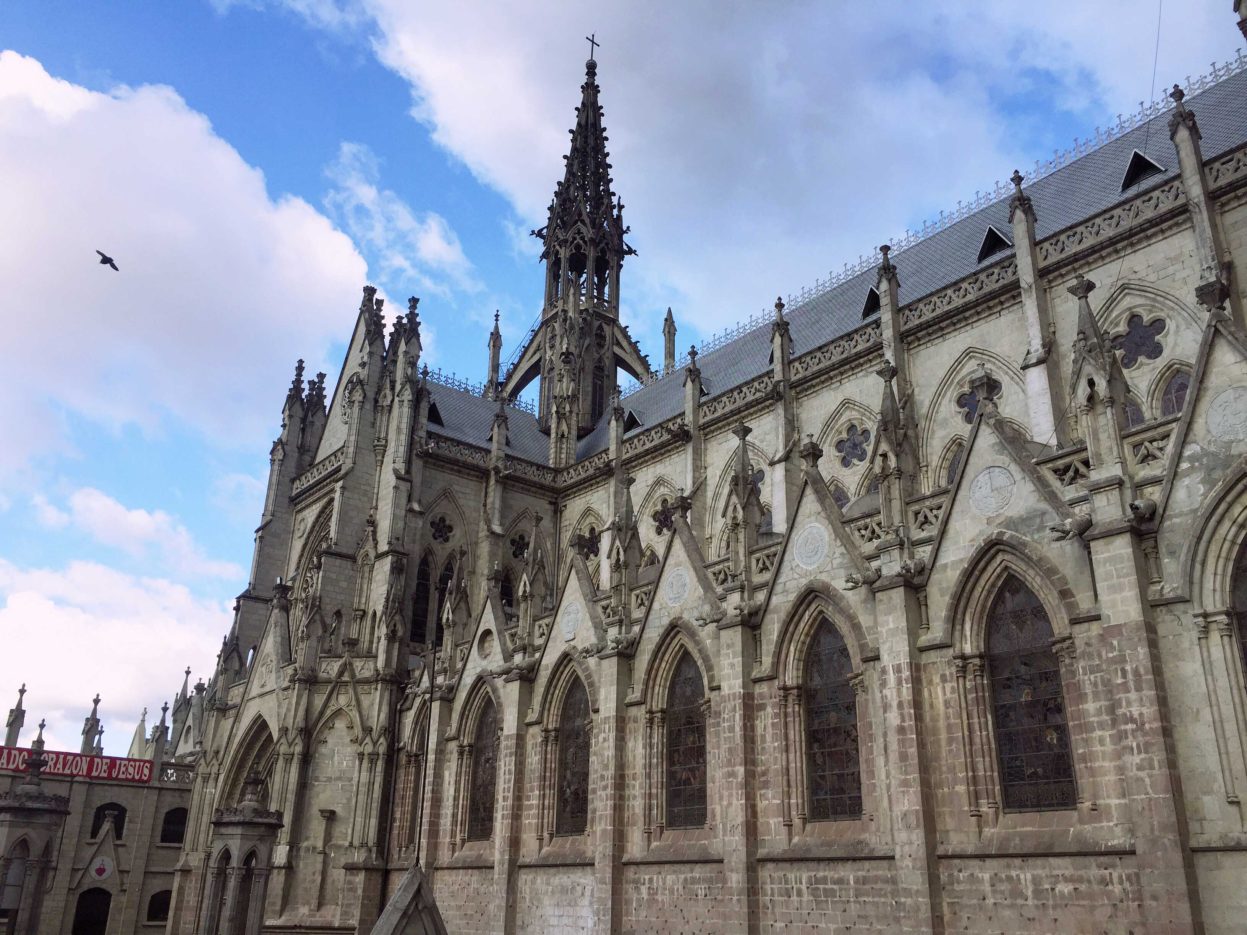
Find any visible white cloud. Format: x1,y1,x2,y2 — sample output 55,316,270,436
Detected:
247,0,1241,347
0,51,370,479
324,141,479,299
30,493,69,529
32,488,242,580
0,559,229,755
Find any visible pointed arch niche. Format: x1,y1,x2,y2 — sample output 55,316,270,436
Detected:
774,593,878,843
919,348,1023,490
948,548,1089,824
640,628,716,846
450,681,501,853
533,656,597,849
1186,468,1247,812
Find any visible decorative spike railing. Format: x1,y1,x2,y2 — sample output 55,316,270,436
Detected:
423,367,538,416
620,48,1247,392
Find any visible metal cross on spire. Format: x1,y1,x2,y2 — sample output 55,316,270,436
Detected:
586,33,600,61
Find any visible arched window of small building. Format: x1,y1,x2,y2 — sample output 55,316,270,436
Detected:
665,651,708,828
1,839,29,923
146,890,171,924
466,698,499,841
159,807,188,845
987,575,1076,810
90,803,126,841
803,617,861,819
642,548,659,568
70,888,111,935
411,555,432,645
865,474,881,496
555,677,592,835
1232,541,1247,685
1160,369,1191,418
1124,395,1146,428
204,849,231,935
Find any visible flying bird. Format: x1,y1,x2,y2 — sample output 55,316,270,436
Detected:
95,250,119,271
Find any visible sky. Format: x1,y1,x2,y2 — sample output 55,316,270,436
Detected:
0,1,1241,753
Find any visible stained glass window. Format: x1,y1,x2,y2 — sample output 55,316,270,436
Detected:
1160,370,1190,418
1124,396,1146,428
945,441,966,487
1111,314,1166,368
956,377,1002,424
1232,543,1247,686
803,618,861,819
830,485,850,510
555,678,591,835
665,652,707,828
466,701,498,840
987,576,1076,811
835,424,871,468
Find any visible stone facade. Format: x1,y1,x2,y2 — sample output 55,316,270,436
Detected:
0,690,196,935
170,25,1247,935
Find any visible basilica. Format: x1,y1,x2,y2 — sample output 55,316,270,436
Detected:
6,12,1247,935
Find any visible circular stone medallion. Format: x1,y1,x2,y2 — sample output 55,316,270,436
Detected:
560,602,582,642
664,567,690,607
969,466,1016,516
477,629,494,660
1208,387,1247,442
89,856,113,881
793,523,829,570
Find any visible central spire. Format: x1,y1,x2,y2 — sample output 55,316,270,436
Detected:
502,56,652,465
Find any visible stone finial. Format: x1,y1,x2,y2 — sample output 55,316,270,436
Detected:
1067,273,1096,302
876,361,898,384
1009,169,1034,222
90,694,101,716
1168,83,1199,139
687,345,697,363
774,296,786,321
408,296,420,315
799,433,824,469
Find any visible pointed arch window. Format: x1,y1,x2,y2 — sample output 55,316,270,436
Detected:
1160,369,1190,418
666,652,708,828
499,569,516,617
803,618,861,819
1124,395,1146,428
1231,542,1247,685
411,556,432,645
466,700,499,841
944,440,966,487
555,678,591,835
987,576,1076,811
830,484,850,511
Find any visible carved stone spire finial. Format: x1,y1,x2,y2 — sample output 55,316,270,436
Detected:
1009,168,1034,222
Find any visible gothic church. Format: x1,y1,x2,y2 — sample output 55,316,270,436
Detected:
106,11,1247,934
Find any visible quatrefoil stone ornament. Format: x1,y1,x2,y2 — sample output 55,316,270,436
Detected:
1110,314,1166,368
834,424,871,468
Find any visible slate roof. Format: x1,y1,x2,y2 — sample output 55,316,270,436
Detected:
431,63,1247,469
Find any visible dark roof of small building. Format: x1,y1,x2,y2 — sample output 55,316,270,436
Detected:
434,63,1247,468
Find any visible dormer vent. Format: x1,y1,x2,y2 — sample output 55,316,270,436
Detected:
976,225,1013,263
862,287,881,319
1121,150,1164,191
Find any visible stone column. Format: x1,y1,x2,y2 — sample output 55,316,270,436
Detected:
1085,524,1201,932
716,617,759,934
592,650,629,932
492,675,531,935
870,577,944,933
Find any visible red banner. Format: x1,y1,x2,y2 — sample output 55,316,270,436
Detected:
0,746,153,784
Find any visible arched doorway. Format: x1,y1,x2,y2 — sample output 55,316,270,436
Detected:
71,888,111,935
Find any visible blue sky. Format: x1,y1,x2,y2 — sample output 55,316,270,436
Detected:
0,0,1240,752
